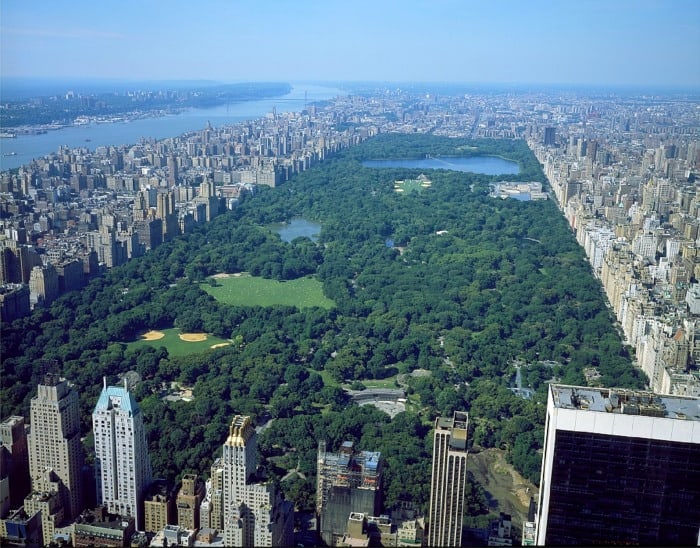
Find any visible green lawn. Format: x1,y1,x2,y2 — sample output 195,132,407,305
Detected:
127,328,231,357
201,274,335,309
360,377,400,389
394,178,431,194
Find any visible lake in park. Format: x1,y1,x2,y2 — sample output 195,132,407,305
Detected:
274,218,321,243
361,155,520,175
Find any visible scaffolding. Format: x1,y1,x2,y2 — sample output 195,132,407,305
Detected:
316,440,382,516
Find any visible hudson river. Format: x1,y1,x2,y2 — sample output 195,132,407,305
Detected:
0,84,345,171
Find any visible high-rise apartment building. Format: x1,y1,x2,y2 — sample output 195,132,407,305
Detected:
200,457,225,531
176,473,204,530
316,440,382,546
93,379,152,530
28,374,83,520
0,415,30,515
221,415,293,547
427,410,469,547
543,126,556,146
28,263,59,306
536,384,700,545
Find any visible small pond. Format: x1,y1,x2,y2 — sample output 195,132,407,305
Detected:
273,218,321,243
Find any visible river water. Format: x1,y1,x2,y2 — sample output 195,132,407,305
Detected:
0,83,345,171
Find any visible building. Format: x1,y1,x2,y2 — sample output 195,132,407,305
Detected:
536,384,700,545
143,480,175,535
200,458,225,531
0,284,30,323
28,374,83,520
487,512,513,546
521,521,536,546
396,517,424,547
73,506,135,547
162,524,196,546
23,479,65,547
176,473,205,530
28,263,59,306
55,258,85,293
93,378,152,530
0,507,42,546
427,411,469,547
316,440,382,546
0,416,30,515
543,127,556,146
221,415,293,547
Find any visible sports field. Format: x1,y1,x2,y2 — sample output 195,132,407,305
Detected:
128,328,231,356
202,273,335,309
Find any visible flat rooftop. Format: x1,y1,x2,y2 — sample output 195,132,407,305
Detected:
550,384,700,421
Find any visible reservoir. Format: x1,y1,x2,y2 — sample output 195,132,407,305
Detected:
361,155,520,175
0,84,345,171
273,218,321,243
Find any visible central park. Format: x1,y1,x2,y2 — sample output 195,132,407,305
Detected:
0,133,646,531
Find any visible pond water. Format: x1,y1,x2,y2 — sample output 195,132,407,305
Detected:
361,155,520,175
274,218,321,243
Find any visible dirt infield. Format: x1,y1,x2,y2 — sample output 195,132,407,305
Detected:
141,330,165,341
210,342,232,349
179,333,208,342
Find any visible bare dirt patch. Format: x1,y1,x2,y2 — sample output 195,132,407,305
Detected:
141,330,165,341
179,333,208,342
469,447,538,524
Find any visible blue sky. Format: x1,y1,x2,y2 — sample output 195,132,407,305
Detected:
1,0,699,88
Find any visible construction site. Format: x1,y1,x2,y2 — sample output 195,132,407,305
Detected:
316,441,382,546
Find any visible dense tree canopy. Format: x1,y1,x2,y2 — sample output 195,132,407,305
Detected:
0,135,645,516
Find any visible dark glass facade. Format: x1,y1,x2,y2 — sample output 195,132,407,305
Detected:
544,430,700,545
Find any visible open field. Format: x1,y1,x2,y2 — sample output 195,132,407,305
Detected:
359,377,401,389
128,328,231,357
394,178,431,194
201,273,335,309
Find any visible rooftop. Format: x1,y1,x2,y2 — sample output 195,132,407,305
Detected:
94,383,139,415
550,384,700,421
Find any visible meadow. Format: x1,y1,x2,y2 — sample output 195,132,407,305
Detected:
201,273,335,309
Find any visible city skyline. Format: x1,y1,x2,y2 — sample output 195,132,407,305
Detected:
1,0,700,88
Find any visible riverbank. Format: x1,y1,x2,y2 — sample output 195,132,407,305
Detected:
0,83,345,171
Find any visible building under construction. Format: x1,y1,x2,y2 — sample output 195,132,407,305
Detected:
317,441,382,546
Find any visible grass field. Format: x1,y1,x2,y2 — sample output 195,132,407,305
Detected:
127,328,231,357
202,273,335,309
394,178,431,194
360,377,400,389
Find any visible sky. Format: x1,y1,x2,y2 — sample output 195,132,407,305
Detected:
1,0,699,88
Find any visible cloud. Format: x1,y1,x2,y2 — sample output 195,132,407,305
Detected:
1,27,125,40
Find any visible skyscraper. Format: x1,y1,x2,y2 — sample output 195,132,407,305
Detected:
536,384,700,545
28,374,83,520
221,415,293,547
93,378,152,530
543,126,556,146
427,410,469,547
